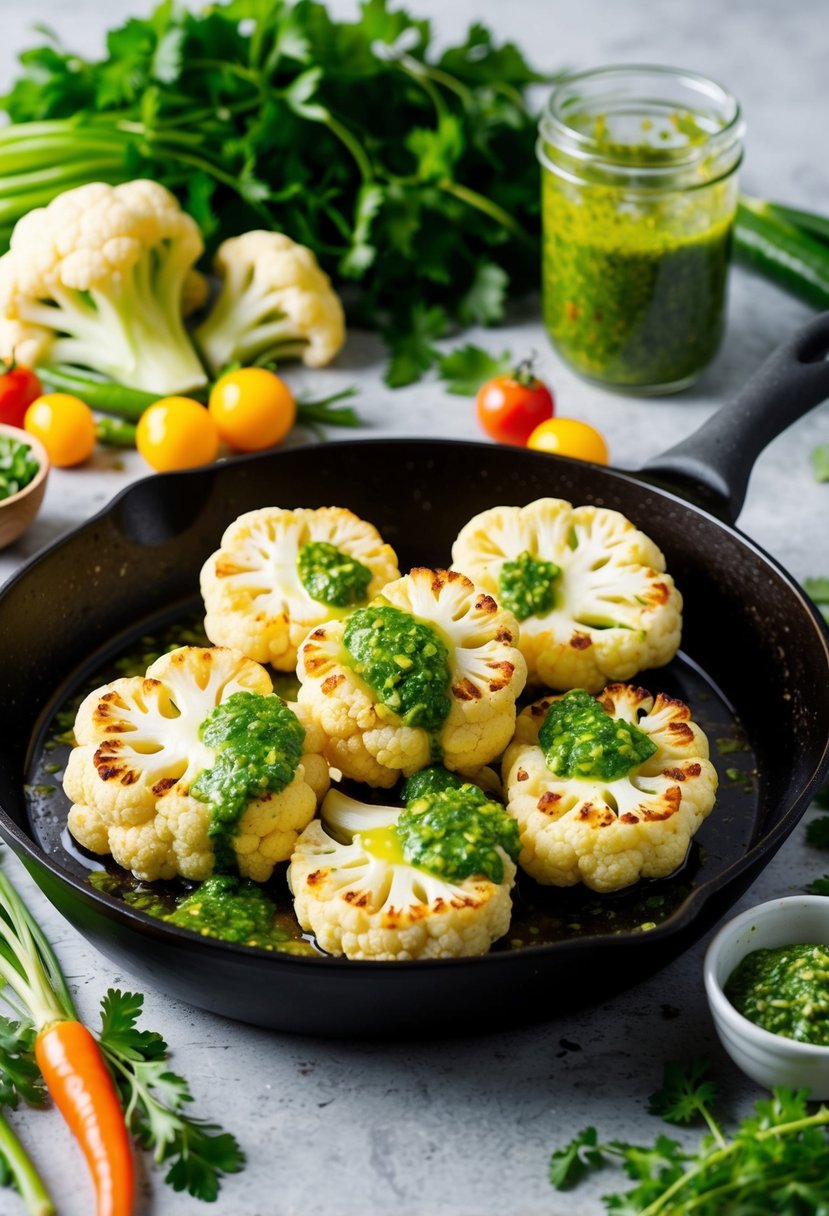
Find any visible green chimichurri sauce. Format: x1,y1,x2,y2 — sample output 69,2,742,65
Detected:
498,550,561,621
539,107,738,392
401,765,466,802
91,871,316,954
724,944,829,1046
297,540,372,608
542,174,732,390
343,604,451,732
191,692,305,871
539,689,657,781
399,784,520,884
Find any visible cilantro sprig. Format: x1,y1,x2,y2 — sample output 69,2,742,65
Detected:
550,1059,829,1213
98,989,244,1202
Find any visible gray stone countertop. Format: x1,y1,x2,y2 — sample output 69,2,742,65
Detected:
0,1,828,1213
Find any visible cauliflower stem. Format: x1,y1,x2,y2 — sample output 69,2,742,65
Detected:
0,181,208,394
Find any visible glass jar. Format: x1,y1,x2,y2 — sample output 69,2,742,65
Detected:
537,65,744,394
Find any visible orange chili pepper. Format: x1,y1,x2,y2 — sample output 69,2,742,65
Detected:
35,1020,134,1216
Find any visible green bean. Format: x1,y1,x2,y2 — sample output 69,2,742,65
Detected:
734,201,829,310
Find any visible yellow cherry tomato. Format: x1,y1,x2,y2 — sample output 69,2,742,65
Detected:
208,368,296,452
135,397,219,472
526,417,609,464
24,393,96,468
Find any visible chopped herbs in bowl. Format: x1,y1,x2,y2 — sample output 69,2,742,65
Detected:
0,423,49,549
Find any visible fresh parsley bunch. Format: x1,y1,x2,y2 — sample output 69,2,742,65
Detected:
0,0,552,385
551,1058,829,1215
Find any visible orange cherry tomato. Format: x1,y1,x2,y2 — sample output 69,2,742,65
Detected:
208,368,296,452
135,396,219,472
475,363,554,446
24,393,96,467
526,417,609,464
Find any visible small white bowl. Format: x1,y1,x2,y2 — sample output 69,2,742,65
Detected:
704,896,829,1097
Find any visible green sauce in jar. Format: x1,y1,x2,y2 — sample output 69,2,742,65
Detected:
538,66,744,393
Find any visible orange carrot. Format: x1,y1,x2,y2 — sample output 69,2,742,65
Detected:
0,870,135,1216
35,1021,134,1216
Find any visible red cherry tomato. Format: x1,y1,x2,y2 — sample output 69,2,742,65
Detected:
475,361,555,446
0,361,43,428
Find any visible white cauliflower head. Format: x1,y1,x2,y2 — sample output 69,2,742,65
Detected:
0,180,207,393
288,788,518,960
64,645,329,883
200,506,401,671
296,567,528,787
451,498,682,693
502,683,718,892
193,229,346,374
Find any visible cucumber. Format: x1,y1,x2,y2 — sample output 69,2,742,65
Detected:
734,200,829,309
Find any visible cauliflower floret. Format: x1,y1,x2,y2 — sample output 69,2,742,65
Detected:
288,789,517,960
297,567,527,787
64,645,329,882
451,498,682,693
200,506,400,671
502,683,717,892
194,230,346,374
0,180,207,393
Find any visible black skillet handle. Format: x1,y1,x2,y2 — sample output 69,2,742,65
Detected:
639,310,829,525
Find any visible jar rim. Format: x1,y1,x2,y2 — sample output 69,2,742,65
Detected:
538,63,744,184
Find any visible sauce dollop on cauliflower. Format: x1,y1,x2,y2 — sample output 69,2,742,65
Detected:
452,497,683,692
288,788,518,960
64,645,329,882
200,505,400,672
502,683,717,892
296,567,527,787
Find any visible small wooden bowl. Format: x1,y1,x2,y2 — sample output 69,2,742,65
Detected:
0,423,49,550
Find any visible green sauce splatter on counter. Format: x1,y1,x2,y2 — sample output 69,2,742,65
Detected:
539,689,657,781
498,550,561,621
343,604,451,732
191,692,305,871
297,540,372,608
725,944,829,1046
399,784,519,884
0,433,39,501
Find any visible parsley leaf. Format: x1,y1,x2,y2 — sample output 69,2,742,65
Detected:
812,445,829,482
0,1016,46,1109
806,875,829,895
549,1126,604,1189
383,303,448,387
436,343,514,396
647,1058,718,1126
97,989,244,1202
550,1066,829,1215
458,262,509,326
806,814,829,848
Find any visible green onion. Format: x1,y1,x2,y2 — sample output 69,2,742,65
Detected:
734,199,829,310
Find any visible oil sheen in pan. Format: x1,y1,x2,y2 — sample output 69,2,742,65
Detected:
22,598,760,953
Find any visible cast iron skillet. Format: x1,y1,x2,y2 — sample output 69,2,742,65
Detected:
1,314,828,1038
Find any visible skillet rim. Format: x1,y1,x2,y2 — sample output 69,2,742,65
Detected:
1,436,828,975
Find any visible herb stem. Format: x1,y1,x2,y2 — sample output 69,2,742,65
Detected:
638,1106,829,1216
0,1111,55,1216
438,178,536,246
